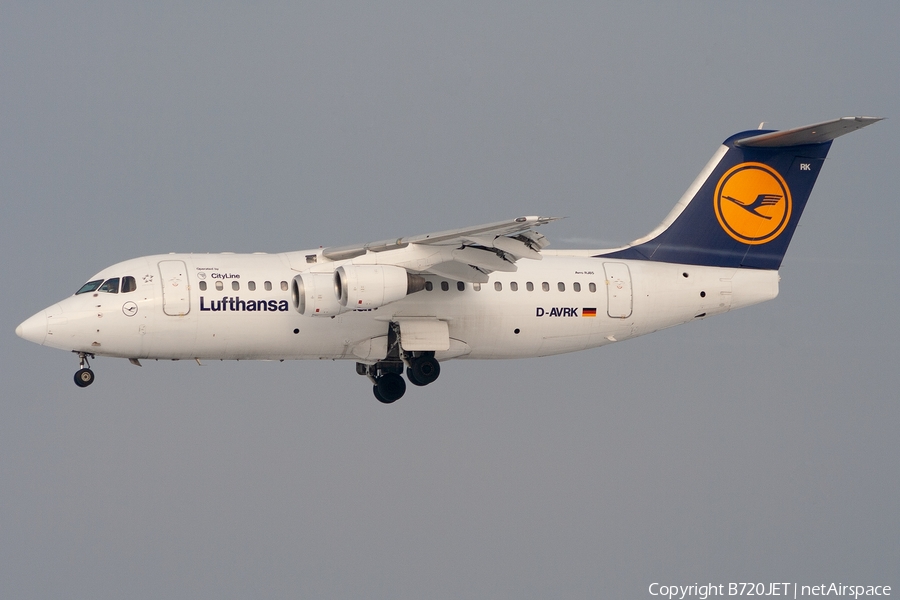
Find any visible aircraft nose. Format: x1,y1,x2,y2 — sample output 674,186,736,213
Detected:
16,305,59,346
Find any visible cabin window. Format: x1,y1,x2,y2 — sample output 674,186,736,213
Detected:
232,281,240,291
589,282,597,293
558,282,565,292
248,281,256,291
425,281,433,291
494,282,502,291
542,282,550,292
76,280,104,295
510,282,518,291
98,278,120,294
216,281,224,291
122,276,137,293
457,281,465,291
473,283,481,291
281,281,288,291
264,281,272,291
526,282,534,291
441,281,449,291
574,282,581,292
199,281,207,291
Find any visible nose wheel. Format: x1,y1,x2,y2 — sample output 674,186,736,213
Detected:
75,368,95,387
73,352,95,388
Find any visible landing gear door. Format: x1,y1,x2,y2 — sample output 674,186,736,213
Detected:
603,262,633,318
159,260,191,316
396,319,450,352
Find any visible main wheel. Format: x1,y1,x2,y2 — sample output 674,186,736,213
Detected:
406,366,425,386
74,368,95,388
375,372,406,403
410,356,440,386
373,385,396,404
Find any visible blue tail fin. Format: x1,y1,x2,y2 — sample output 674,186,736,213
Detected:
602,117,881,270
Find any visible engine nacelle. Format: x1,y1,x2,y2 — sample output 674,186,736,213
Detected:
335,265,426,309
291,273,344,316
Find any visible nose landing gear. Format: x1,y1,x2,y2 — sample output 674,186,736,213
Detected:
73,352,95,388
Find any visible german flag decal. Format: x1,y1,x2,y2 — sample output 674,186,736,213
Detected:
582,308,597,318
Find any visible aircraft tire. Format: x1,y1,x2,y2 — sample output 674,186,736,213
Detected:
406,367,426,387
410,356,440,386
373,385,394,403
375,373,405,403
74,368,95,388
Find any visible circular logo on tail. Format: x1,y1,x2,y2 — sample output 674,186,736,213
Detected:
714,162,791,245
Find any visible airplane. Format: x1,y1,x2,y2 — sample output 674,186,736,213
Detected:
16,116,880,403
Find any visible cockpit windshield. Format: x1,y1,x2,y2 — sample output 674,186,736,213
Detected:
76,276,136,295
75,279,104,295
98,278,120,294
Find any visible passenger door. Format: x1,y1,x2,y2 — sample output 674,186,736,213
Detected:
158,260,191,316
603,262,633,318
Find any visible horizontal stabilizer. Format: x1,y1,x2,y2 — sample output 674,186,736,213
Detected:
736,116,882,148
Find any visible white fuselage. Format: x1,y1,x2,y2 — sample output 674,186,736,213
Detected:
25,249,779,363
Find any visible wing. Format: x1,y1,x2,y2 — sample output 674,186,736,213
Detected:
320,216,560,283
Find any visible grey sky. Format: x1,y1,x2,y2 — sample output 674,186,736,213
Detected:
2,3,898,598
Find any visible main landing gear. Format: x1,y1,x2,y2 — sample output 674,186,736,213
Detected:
74,352,96,388
374,371,406,404
407,355,440,387
357,323,442,404
357,353,441,404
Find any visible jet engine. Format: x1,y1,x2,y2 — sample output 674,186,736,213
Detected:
291,273,344,316
335,265,426,309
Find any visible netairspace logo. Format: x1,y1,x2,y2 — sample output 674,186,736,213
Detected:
648,582,891,600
